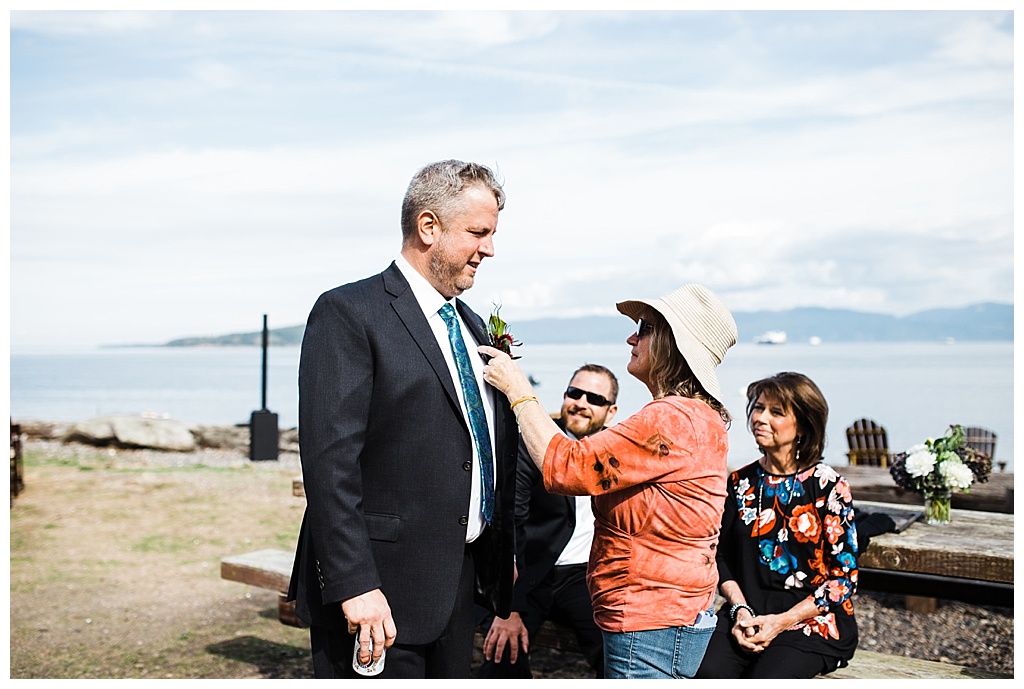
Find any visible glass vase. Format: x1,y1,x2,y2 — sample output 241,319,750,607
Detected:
923,488,952,525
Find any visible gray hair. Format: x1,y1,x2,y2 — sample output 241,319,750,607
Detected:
400,160,505,242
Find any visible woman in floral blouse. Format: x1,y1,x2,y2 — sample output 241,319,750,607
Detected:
480,284,738,678
695,372,858,679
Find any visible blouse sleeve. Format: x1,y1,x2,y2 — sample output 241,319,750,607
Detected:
715,473,740,584
810,472,859,612
541,398,719,497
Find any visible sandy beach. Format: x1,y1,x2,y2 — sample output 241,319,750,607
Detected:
9,436,1014,679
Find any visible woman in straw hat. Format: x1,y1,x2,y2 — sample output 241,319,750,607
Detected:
479,283,737,679
695,372,858,679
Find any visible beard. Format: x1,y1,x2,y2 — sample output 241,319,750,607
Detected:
563,409,605,438
429,234,474,297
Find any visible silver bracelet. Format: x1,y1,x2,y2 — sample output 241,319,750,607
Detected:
729,603,755,624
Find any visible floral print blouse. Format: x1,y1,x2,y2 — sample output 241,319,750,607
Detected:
716,461,858,660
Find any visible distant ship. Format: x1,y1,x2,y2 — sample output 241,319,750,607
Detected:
754,330,788,345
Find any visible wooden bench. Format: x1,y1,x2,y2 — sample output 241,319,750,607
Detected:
823,650,1007,679
221,548,1007,678
220,548,307,628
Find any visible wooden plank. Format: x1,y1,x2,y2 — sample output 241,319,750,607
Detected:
220,548,293,592
858,501,1013,584
292,475,304,499
824,650,1009,679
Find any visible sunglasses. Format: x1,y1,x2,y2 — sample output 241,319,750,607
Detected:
635,318,655,339
565,386,614,407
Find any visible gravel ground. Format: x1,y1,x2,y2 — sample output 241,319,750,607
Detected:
12,437,1015,678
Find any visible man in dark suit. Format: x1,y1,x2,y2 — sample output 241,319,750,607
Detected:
287,160,517,679
478,364,619,678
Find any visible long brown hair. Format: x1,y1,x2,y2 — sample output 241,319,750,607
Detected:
644,311,731,425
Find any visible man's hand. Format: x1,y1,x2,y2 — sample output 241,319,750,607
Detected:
341,589,397,666
483,611,529,664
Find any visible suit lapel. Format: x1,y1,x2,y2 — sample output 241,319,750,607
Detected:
383,263,463,419
456,299,488,348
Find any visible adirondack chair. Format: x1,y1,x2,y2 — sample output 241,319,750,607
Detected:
962,426,997,461
846,418,890,467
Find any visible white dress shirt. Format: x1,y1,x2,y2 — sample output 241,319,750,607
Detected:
394,255,496,543
555,429,596,566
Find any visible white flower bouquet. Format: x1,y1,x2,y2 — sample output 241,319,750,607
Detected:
889,425,991,524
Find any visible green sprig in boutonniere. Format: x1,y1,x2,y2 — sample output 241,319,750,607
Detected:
487,304,522,359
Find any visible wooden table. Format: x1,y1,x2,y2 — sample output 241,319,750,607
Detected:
856,500,1013,609
858,500,1013,584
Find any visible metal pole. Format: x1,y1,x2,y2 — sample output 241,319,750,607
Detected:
261,314,268,411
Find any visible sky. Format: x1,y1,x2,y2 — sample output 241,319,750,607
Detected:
6,7,1015,350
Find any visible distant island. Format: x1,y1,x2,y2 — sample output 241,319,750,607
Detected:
156,302,1012,347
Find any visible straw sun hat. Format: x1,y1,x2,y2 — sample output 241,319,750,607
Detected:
616,284,738,405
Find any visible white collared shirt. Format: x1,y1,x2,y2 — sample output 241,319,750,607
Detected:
555,429,596,566
394,255,496,543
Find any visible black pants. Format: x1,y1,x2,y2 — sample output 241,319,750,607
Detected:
477,563,604,679
694,613,840,679
310,545,477,679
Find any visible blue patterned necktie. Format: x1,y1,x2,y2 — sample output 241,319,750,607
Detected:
438,302,494,524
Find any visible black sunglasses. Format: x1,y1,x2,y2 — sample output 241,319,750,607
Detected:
635,318,655,339
565,386,614,407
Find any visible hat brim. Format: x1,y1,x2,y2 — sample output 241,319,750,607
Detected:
616,297,726,405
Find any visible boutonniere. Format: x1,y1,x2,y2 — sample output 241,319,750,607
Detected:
488,304,522,359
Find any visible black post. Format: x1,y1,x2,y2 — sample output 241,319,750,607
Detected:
250,314,278,461
261,314,269,411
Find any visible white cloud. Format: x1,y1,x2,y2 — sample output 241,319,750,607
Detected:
8,9,1013,347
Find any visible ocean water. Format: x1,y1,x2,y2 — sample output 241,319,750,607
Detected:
8,342,1014,470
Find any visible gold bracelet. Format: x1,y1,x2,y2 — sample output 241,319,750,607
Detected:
514,398,538,423
510,395,539,410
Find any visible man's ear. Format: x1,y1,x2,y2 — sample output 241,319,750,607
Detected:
605,404,619,425
417,210,440,246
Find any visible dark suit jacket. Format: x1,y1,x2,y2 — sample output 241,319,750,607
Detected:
511,418,580,612
287,262,517,644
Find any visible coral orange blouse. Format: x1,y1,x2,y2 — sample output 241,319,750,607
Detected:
543,395,729,633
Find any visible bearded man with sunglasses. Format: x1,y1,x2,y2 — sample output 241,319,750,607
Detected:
477,364,618,678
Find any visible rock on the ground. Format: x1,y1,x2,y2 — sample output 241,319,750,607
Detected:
64,415,196,452
193,424,250,450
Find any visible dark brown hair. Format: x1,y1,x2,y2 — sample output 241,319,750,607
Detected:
745,372,828,468
572,363,619,404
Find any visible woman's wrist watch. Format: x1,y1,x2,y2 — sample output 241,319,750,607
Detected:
729,603,755,624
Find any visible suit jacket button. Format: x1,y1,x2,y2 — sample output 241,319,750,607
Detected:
459,516,468,525
462,461,472,471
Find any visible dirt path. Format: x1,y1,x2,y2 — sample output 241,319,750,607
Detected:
9,443,312,679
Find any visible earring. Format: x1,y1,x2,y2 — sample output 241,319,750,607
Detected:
795,436,802,464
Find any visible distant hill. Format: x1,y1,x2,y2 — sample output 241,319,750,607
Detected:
165,325,304,347
161,302,1012,346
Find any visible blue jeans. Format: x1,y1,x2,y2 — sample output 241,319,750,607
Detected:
603,613,716,679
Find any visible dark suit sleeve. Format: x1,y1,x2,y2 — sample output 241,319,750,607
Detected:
299,290,382,607
511,436,539,612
